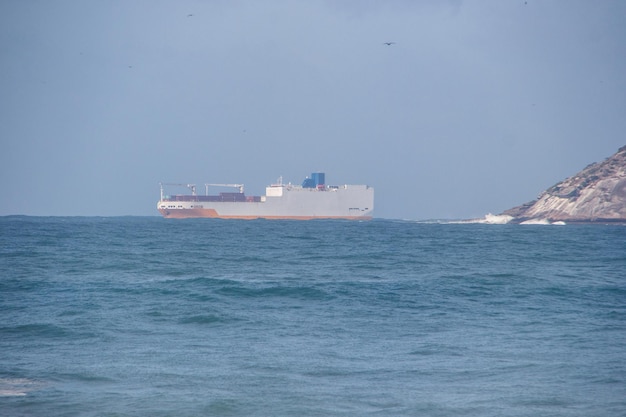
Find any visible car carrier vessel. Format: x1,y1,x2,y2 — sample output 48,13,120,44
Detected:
157,172,374,220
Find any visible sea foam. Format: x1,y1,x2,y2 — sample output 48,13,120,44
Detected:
0,378,41,397
520,218,566,225
454,213,514,224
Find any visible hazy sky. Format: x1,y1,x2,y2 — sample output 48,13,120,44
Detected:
1,0,625,219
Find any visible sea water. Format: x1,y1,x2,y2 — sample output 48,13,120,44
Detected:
1,216,625,416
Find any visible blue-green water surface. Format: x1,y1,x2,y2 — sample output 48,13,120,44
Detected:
1,217,625,416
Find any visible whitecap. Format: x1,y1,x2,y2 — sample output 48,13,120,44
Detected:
0,378,41,397
442,213,514,224
520,218,551,225
482,213,514,224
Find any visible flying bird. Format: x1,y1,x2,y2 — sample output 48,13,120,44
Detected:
383,42,396,46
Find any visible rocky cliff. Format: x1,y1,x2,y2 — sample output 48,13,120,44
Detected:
502,146,626,223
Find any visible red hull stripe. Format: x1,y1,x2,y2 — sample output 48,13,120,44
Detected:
158,209,371,220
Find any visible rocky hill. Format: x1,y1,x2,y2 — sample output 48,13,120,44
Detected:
502,146,626,223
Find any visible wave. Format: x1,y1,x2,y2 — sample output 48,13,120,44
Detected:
479,213,515,224
444,213,515,224
0,378,42,397
442,214,567,225
520,219,566,225
216,284,331,301
1,323,72,339
178,314,226,325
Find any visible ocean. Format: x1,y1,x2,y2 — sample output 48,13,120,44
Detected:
1,216,625,416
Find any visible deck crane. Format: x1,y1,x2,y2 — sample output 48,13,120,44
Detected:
159,183,197,200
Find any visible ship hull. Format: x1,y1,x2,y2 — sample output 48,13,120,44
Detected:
158,184,374,220
158,208,372,220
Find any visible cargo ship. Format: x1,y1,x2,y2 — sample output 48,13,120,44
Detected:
157,172,374,220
